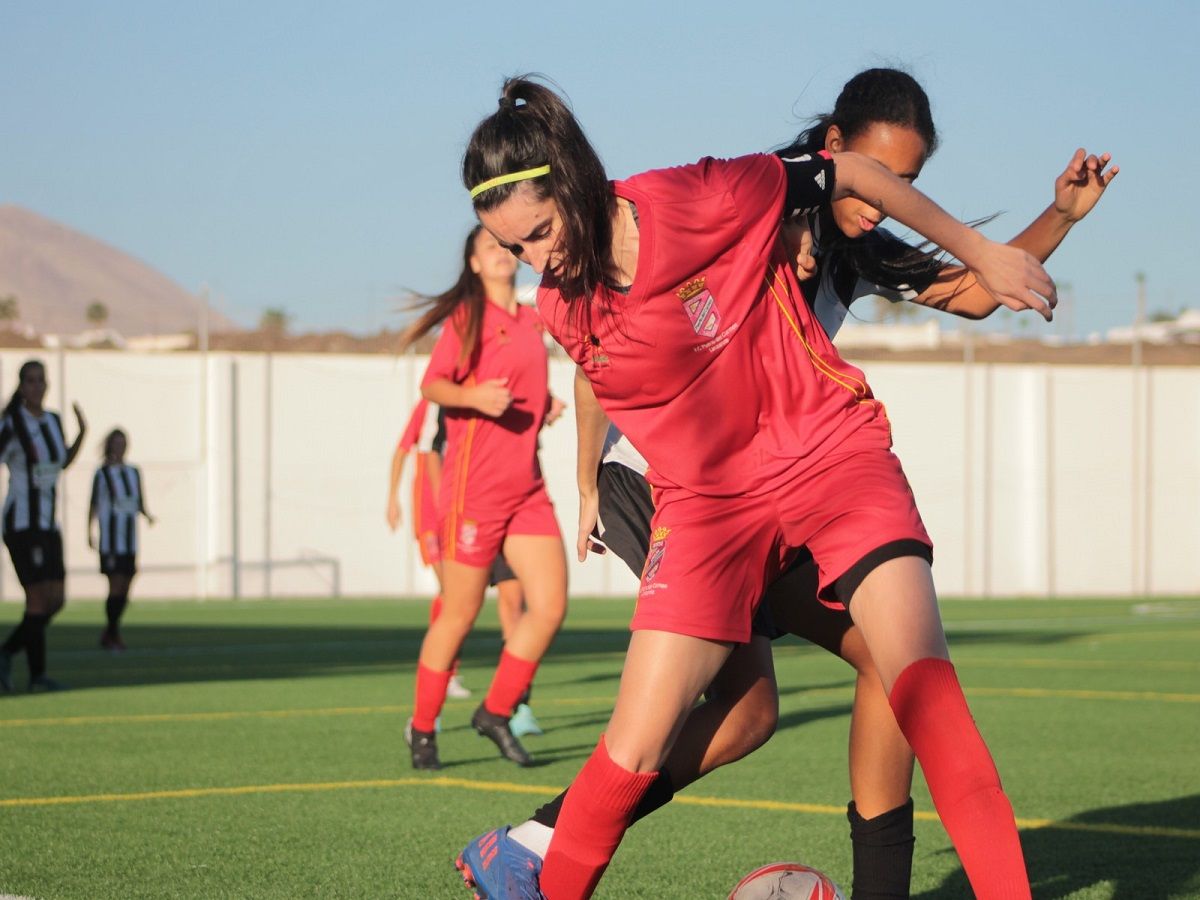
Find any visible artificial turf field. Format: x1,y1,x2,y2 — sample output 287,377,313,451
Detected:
1,596,1198,899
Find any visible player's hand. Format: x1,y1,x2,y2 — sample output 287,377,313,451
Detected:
576,489,604,562
969,239,1058,321
73,402,87,433
783,218,818,281
386,496,401,532
87,532,96,549
472,378,513,417
146,514,156,527
1054,148,1118,224
546,395,567,426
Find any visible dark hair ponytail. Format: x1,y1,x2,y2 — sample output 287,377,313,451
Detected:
780,67,938,161
5,359,44,419
398,225,492,365
778,68,951,289
463,75,616,304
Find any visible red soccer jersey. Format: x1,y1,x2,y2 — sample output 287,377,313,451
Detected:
421,301,548,515
398,397,430,453
538,153,892,498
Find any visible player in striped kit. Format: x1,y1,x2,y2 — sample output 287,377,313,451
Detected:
88,428,155,653
0,359,87,692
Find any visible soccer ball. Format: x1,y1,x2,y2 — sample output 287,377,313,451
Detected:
728,862,847,900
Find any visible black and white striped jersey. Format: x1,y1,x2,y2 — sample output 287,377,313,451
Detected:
91,464,143,555
0,407,68,533
803,210,943,338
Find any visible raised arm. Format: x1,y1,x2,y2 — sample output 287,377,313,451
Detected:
574,366,610,562
63,403,87,469
911,149,1118,318
830,151,1058,320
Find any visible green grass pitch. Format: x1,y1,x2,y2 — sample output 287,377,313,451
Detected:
1,596,1198,898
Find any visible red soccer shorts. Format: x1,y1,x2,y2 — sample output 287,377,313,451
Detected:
633,445,932,642
440,485,561,569
413,454,442,567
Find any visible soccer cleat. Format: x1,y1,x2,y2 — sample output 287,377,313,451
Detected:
471,705,533,767
405,719,442,770
28,675,67,693
0,651,13,693
446,674,472,699
508,703,543,737
455,826,545,900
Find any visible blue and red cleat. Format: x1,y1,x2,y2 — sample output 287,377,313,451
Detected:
455,826,545,899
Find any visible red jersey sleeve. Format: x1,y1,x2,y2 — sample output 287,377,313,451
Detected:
421,316,469,388
397,398,429,452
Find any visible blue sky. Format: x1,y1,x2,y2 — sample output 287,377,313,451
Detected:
2,1,1196,338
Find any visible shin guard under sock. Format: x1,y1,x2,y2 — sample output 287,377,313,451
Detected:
531,770,675,832
540,736,657,899
483,648,538,718
412,663,452,732
889,658,1029,900
848,799,914,900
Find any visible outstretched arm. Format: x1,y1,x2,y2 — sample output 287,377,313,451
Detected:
911,149,1118,318
831,150,1058,320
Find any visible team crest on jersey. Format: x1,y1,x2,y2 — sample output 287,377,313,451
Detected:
584,333,610,368
676,277,720,338
642,526,671,585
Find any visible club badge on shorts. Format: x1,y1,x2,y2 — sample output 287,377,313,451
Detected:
642,526,671,585
677,276,720,339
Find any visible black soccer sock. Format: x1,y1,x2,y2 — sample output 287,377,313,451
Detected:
105,594,129,633
24,614,50,679
530,770,676,830
629,770,676,824
847,798,915,900
2,616,31,656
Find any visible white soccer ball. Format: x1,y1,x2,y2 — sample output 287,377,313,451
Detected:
727,861,848,900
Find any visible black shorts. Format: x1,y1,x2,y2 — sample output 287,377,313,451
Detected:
100,553,137,577
488,554,516,587
596,462,811,642
4,530,66,588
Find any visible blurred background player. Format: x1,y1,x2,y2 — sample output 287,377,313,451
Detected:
88,428,155,653
387,397,471,700
399,224,568,770
0,359,87,692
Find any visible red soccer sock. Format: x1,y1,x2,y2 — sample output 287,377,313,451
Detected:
412,663,452,732
540,736,658,899
888,658,1030,900
483,648,538,718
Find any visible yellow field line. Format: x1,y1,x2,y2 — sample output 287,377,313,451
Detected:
3,776,1196,842
955,656,1200,672
4,680,1198,730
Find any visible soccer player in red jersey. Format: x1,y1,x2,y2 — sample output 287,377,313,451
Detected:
388,398,473,703
401,225,568,771
454,76,1059,899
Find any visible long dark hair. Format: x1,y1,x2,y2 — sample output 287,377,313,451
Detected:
399,225,521,367
5,359,45,459
463,76,617,305
778,68,949,288
103,428,127,461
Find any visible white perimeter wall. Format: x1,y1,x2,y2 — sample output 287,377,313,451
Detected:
2,349,1196,601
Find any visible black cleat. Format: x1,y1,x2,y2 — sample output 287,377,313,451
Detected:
471,705,533,767
406,720,442,770
28,675,67,693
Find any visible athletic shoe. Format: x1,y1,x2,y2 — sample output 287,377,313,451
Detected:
28,675,67,693
100,630,126,654
471,705,532,767
508,703,543,737
404,717,441,770
446,674,472,699
455,826,545,899
0,651,12,693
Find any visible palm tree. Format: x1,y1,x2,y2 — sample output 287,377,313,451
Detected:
259,308,290,337
0,294,18,327
86,301,109,327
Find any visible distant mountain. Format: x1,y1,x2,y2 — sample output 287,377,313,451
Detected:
0,205,233,335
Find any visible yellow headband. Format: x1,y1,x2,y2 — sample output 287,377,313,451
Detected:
469,165,551,200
